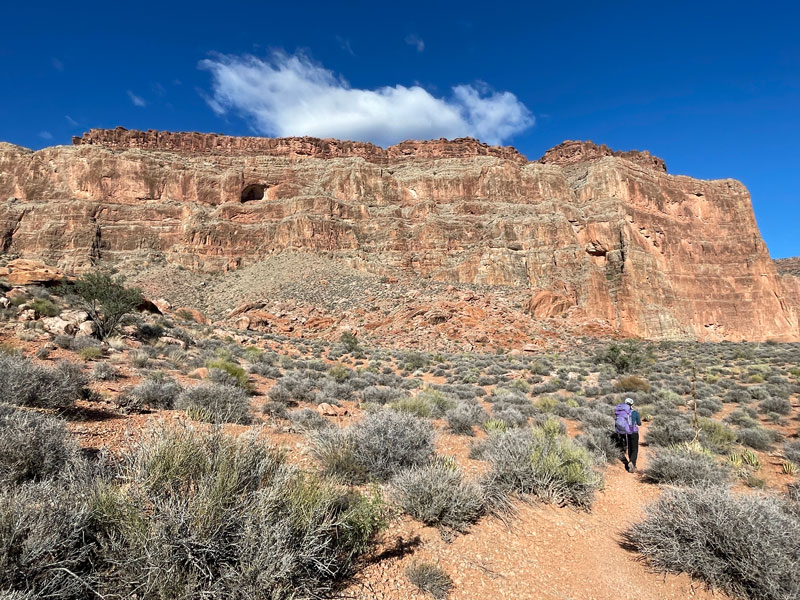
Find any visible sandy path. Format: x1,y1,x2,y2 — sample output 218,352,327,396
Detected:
346,442,731,600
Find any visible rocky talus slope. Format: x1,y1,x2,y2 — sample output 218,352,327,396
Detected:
1,129,797,341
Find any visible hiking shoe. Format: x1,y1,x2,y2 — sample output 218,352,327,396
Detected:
625,463,632,473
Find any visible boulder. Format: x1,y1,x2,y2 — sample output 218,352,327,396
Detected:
2,259,64,285
41,316,76,335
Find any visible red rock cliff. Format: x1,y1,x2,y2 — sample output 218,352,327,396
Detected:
1,130,797,342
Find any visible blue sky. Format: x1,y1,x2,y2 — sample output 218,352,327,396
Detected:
2,1,798,257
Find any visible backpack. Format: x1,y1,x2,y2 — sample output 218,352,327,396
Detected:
614,403,636,435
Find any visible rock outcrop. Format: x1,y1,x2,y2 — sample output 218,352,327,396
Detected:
1,128,797,341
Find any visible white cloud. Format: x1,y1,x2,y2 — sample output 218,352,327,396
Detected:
38,131,53,140
199,52,533,146
65,115,79,127
405,34,425,52
127,90,146,107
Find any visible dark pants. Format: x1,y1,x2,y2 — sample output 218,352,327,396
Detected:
616,432,639,469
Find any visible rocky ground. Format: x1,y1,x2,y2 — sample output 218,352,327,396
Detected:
125,253,615,353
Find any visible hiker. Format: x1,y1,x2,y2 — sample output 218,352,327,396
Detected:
614,397,641,472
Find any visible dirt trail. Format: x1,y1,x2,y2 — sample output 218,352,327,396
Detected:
347,442,732,600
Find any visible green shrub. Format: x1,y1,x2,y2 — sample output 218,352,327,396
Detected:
698,418,737,453
626,486,800,600
78,346,102,361
480,425,602,509
390,462,486,532
598,341,648,374
339,331,361,354
176,383,252,424
205,358,251,390
28,298,59,318
69,271,143,340
406,562,453,599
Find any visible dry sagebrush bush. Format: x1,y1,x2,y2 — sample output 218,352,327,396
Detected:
0,426,388,600
310,407,435,483
390,462,486,532
626,486,800,600
0,404,81,486
0,354,88,409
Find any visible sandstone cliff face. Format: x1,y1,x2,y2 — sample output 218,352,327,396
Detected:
0,130,797,341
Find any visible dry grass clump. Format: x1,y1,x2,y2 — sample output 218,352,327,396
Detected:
406,561,453,599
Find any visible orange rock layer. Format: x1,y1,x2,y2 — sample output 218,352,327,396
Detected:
1,130,797,341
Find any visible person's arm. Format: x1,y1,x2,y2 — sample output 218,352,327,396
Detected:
633,410,642,426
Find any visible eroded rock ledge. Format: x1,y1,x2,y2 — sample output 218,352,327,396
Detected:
73,127,528,163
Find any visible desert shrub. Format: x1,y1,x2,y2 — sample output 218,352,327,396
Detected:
615,375,650,392
91,361,118,381
360,385,403,405
626,486,800,600
392,396,433,418
267,383,292,404
28,297,59,318
78,346,102,361
646,414,698,448
391,462,486,531
262,400,289,419
176,383,252,424
758,396,792,416
339,331,363,356
598,341,648,374
135,322,164,342
577,426,622,464
0,426,387,599
725,407,760,428
129,350,149,368
784,440,800,465
406,562,453,599
117,375,183,412
310,408,434,483
0,354,88,409
445,401,488,436
0,404,80,486
480,425,602,509
206,358,251,390
0,479,99,598
491,405,528,428
789,481,800,504
643,444,731,486
288,408,329,431
698,418,737,453
737,426,773,451
328,363,351,382
69,271,143,339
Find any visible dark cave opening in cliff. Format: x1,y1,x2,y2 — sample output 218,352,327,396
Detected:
241,184,266,202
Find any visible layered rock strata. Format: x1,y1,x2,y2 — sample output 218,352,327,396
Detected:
0,130,797,341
